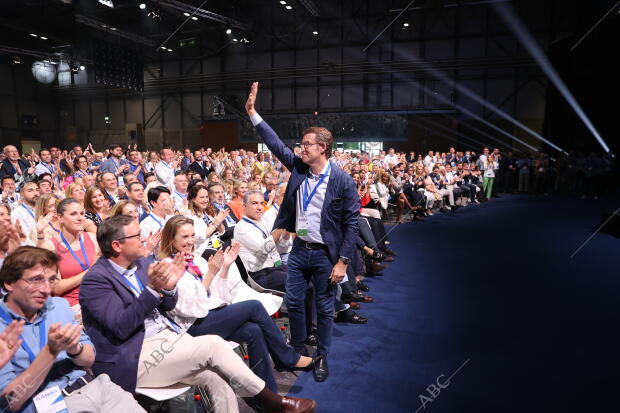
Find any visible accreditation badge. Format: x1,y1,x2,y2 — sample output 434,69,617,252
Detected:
296,215,309,237
33,386,69,413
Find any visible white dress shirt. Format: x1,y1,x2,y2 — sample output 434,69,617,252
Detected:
261,204,293,255
11,203,36,235
172,190,187,211
154,161,176,190
186,212,222,256
234,217,281,273
295,161,331,244
140,213,172,238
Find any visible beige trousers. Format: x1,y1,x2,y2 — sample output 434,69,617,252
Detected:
64,374,146,413
137,329,265,413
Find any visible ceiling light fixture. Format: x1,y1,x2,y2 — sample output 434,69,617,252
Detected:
226,28,232,34
30,33,38,37
285,5,292,9
403,22,409,27
280,0,286,4
40,36,48,40
139,3,146,9
191,16,198,21
183,12,190,16
312,31,318,35
79,65,85,70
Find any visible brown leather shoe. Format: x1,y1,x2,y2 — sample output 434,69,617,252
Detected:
349,301,361,310
278,396,317,413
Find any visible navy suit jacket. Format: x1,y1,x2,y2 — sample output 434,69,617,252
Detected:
78,256,178,392
0,159,31,180
255,120,360,265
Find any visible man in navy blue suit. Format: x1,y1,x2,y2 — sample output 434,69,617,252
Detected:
245,82,360,382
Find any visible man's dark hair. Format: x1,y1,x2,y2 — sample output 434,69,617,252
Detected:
36,173,52,182
1,176,15,186
127,181,144,193
38,148,50,156
174,170,187,177
147,186,170,207
97,215,135,258
108,144,122,152
0,246,59,286
143,172,155,180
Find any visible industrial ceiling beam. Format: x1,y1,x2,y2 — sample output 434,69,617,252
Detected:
156,0,250,31
298,0,320,17
75,14,157,47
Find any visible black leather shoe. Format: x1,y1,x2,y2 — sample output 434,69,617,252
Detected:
356,280,370,292
313,355,328,382
304,332,318,346
335,309,368,324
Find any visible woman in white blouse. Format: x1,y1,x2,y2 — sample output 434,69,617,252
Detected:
185,183,228,256
159,216,314,393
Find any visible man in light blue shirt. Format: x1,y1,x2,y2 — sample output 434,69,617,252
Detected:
0,246,145,413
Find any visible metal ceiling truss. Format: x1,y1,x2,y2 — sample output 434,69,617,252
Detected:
297,0,320,17
75,14,157,47
156,0,250,31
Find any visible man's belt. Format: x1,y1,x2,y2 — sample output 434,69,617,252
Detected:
62,374,95,397
296,239,327,250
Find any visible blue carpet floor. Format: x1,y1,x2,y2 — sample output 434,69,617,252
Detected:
287,195,620,413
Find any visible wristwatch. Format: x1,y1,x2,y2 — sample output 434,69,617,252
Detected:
338,256,351,265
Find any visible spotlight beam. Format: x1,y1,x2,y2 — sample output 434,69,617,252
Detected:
427,88,540,153
492,1,610,153
420,125,480,153
418,116,496,152
389,46,565,153
363,0,416,52
570,0,620,52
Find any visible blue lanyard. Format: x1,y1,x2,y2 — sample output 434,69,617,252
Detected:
43,162,54,174
122,271,145,296
175,191,187,199
303,162,331,212
161,161,172,170
215,204,234,224
60,232,90,271
149,214,163,228
49,223,60,233
273,204,279,212
202,213,211,225
242,217,268,238
0,308,46,363
21,204,35,219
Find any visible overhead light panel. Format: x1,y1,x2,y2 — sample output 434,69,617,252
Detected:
13,56,21,64
226,28,232,34
403,22,409,27
285,5,292,9
191,16,198,20
98,0,114,8
30,33,38,37
312,31,318,35
280,0,286,3
232,38,238,42
40,36,48,40
183,12,190,16
139,3,146,9
79,65,85,70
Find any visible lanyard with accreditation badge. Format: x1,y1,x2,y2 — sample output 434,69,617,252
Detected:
0,307,46,363
297,162,331,237
242,217,282,267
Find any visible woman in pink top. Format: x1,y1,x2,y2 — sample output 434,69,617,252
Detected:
41,197,100,322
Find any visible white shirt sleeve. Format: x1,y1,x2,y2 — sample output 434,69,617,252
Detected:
250,113,263,126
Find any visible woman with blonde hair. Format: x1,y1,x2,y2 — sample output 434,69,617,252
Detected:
109,199,139,222
29,194,61,244
159,216,314,393
83,186,108,233
207,171,220,184
227,180,248,220
65,183,86,204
